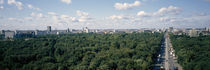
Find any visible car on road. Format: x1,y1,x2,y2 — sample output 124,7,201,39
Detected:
158,54,161,57
173,54,175,57
170,52,173,55
160,65,164,70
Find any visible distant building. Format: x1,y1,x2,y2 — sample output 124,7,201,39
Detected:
83,27,89,33
47,26,52,32
169,27,174,32
52,30,69,35
5,31,15,38
70,29,73,32
205,27,210,32
189,28,198,37
67,28,70,33
138,30,144,33
35,30,47,35
95,29,99,33
201,31,210,35
113,29,116,33
15,30,35,38
172,29,184,35
155,29,162,33
0,30,4,34
35,30,39,35
2,26,210,39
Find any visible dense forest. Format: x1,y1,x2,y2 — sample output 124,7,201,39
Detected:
0,33,163,70
170,34,210,70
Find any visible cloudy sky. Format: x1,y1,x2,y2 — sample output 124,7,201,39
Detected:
0,0,210,30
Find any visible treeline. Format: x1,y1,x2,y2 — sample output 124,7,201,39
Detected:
0,33,163,70
170,34,210,70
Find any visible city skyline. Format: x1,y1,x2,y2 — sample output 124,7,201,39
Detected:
0,0,210,30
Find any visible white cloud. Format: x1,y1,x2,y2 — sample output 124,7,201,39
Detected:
155,6,181,16
50,14,79,23
108,15,132,20
76,10,89,16
137,11,151,17
8,17,23,23
70,17,78,22
160,17,173,22
63,16,79,22
0,6,3,9
8,17,16,20
197,12,207,16
24,17,33,21
36,13,43,18
61,0,71,4
136,6,181,17
114,1,141,10
60,15,70,20
59,15,70,23
8,0,23,10
47,11,91,23
48,12,57,15
31,12,44,18
52,16,59,22
106,6,182,27
78,16,92,22
0,0,3,4
159,16,189,24
27,4,40,11
76,10,92,22
27,4,32,8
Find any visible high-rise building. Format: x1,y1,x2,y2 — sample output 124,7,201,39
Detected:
35,30,39,35
0,30,4,34
84,27,89,33
47,26,51,32
169,27,174,32
205,27,210,32
67,28,70,32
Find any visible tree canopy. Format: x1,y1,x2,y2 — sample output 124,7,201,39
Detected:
0,33,163,70
170,34,210,70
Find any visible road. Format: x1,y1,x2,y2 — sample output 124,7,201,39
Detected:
153,32,182,70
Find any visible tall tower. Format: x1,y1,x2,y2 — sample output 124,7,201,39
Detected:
67,28,70,32
47,26,51,32
205,27,210,32
35,30,39,35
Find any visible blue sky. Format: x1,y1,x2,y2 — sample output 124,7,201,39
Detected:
0,0,210,30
